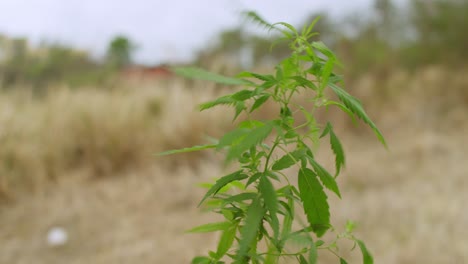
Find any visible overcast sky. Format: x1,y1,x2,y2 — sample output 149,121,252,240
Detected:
0,0,386,64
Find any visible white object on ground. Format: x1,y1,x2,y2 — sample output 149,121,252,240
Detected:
46,227,68,247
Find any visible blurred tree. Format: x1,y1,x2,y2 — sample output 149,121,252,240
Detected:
0,35,7,86
106,35,135,69
250,35,289,66
373,0,399,44
2,38,29,87
196,27,251,71
29,44,102,87
216,27,250,68
0,35,110,90
405,0,468,66
217,27,246,54
0,34,7,61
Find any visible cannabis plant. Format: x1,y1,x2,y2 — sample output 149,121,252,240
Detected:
161,12,386,264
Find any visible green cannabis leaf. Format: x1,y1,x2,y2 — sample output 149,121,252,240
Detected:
298,168,330,237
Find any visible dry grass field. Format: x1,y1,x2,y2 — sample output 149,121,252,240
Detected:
1,66,467,263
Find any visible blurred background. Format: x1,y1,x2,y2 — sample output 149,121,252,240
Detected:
0,0,467,263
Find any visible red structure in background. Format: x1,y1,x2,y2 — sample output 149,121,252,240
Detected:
122,64,174,81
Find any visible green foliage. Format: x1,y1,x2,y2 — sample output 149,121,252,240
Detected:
0,36,110,90
188,222,232,233
236,197,266,262
162,12,385,263
158,144,217,156
357,239,374,264
298,168,330,237
173,67,252,86
328,83,386,147
106,35,135,69
199,170,248,206
320,123,345,176
403,0,468,66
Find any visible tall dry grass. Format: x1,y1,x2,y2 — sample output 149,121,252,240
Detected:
0,79,232,199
